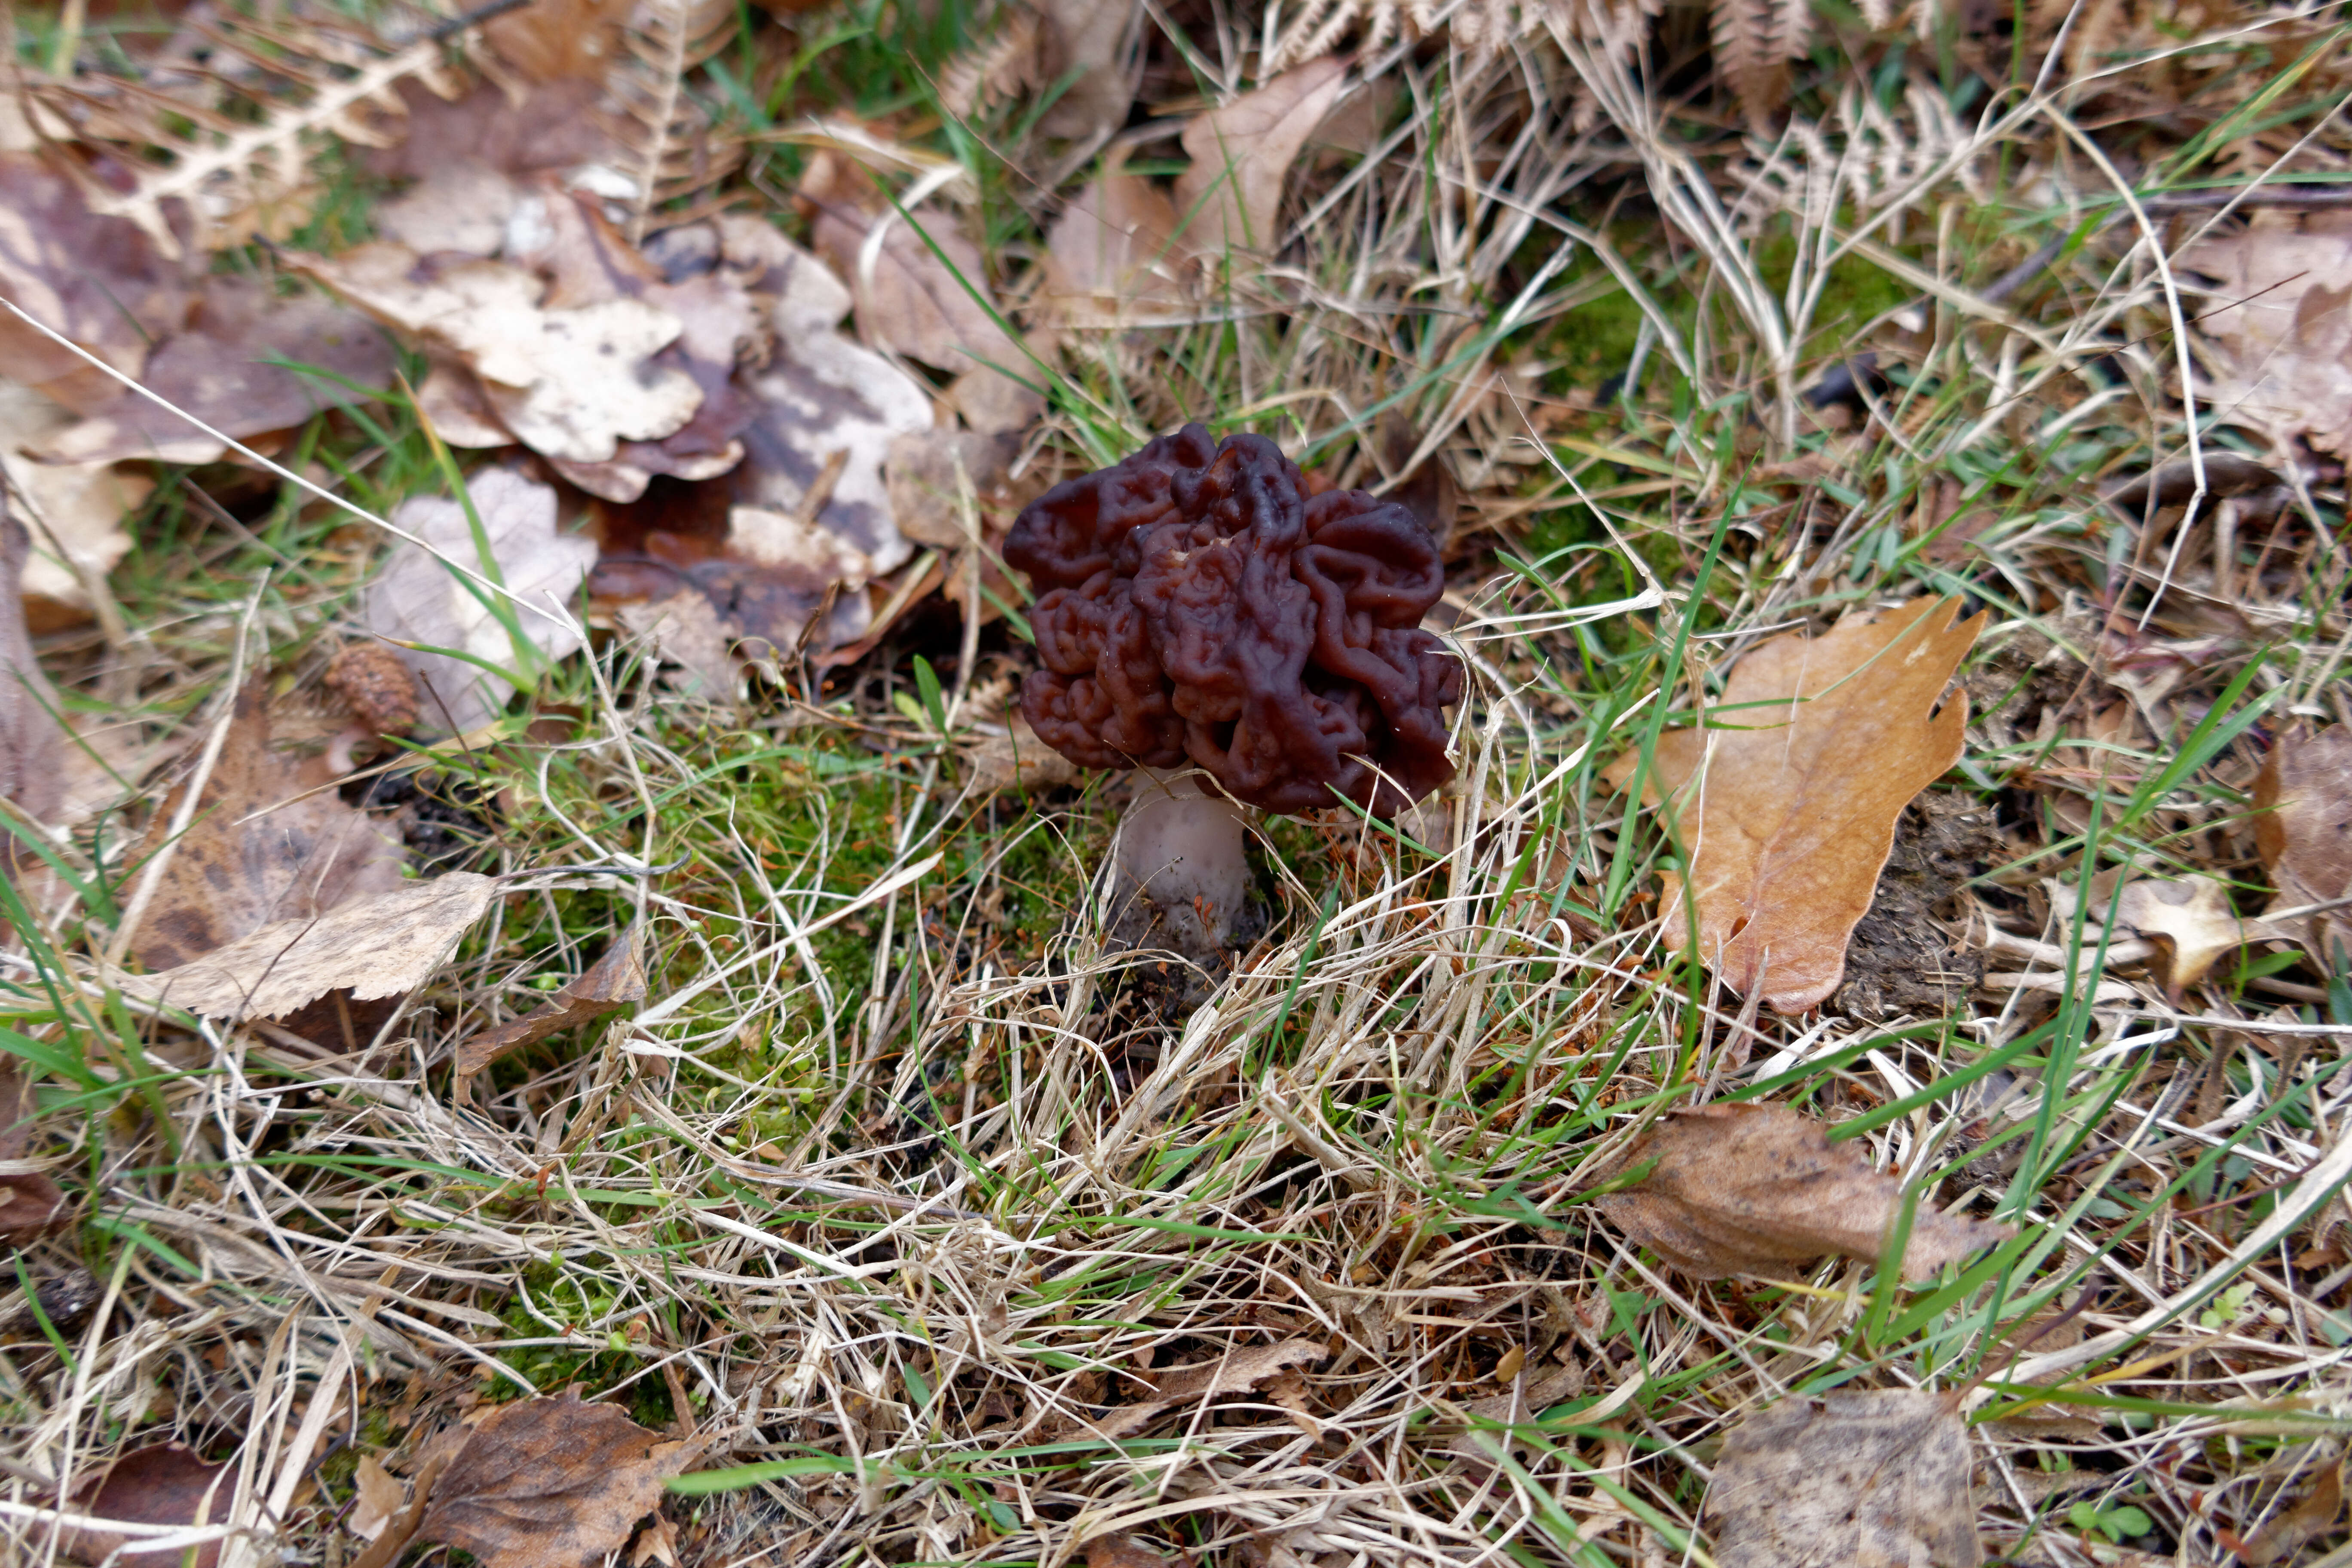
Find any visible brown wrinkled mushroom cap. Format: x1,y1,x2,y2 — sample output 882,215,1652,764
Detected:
1004,423,1462,816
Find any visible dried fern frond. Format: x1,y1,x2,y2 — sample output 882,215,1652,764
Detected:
1268,0,1660,72
937,5,1042,123
604,0,741,242
1711,0,1812,132
25,9,476,255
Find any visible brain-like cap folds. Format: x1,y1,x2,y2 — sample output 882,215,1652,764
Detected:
1004,423,1462,816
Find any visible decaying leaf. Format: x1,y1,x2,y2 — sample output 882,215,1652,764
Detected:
59,1443,232,1568
2256,725,2352,971
2050,871,2261,995
120,873,497,1022
966,713,1080,796
616,591,738,697
417,1391,687,1568
294,244,704,466
1088,1337,1329,1439
368,79,623,256
1591,1103,2012,1282
1043,163,1188,327
126,682,407,974
2240,1458,2346,1566
1708,1388,1979,1568
40,278,392,466
0,1054,67,1249
368,469,597,735
1632,595,1985,1013
0,379,144,625
349,1454,408,1543
458,923,647,1076
1086,1531,1183,1568
1033,0,1144,140
2185,215,2352,458
0,497,67,870
1174,59,1351,258
0,154,191,413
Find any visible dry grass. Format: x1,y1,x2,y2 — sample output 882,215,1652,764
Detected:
6,1,2352,1566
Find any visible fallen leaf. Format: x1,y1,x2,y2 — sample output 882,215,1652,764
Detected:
126,682,409,977
120,873,498,1022
0,378,143,626
2255,724,2352,971
457,923,647,1076
1043,163,1188,327
804,153,1025,383
349,1454,407,1543
1591,1103,2013,1282
2051,872,2258,995
1034,0,1144,140
0,153,191,413
966,713,1080,796
368,468,597,735
365,79,624,260
1708,1388,1979,1568
1174,59,1350,258
59,1443,231,1568
1091,1337,1329,1439
616,591,738,698
0,1054,67,1249
293,244,703,466
1087,1532,1182,1568
0,496,67,871
417,1391,686,1568
2240,1458,2346,1565
2103,452,2282,518
630,1513,682,1568
1632,595,1986,1013
2185,214,2352,457
40,278,392,466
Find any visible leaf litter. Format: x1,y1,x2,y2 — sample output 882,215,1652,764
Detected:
6,6,2352,1568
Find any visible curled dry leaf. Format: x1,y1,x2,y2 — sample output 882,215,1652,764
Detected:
2256,724,2352,970
0,379,144,625
368,469,597,735
1174,59,1351,258
2185,214,2352,457
966,712,1081,796
1708,1388,1979,1568
417,1391,687,1568
58,1443,232,1568
457,922,648,1076
349,1454,407,1542
2050,871,2263,995
119,873,499,1022
40,278,393,466
1591,1103,2012,1283
1626,595,1985,1013
1087,1337,1329,1439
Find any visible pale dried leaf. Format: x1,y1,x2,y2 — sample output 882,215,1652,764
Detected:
1044,167,1188,326
457,923,648,1076
1638,596,1985,1012
617,591,738,698
120,873,497,1022
0,380,141,624
59,1444,232,1568
2185,215,2352,458
1591,1103,2012,1282
294,245,703,466
1174,59,1350,258
966,713,1080,795
417,1391,687,1568
367,469,597,734
2256,724,2352,968
349,1455,407,1543
1708,1389,1978,1568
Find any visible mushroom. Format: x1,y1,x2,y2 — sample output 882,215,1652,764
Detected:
1003,423,1462,966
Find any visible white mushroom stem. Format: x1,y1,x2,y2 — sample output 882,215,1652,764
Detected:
1113,768,1251,956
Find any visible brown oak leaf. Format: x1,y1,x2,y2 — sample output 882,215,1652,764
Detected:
2256,724,2352,971
417,1392,686,1568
